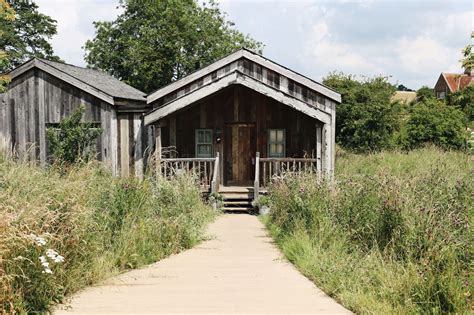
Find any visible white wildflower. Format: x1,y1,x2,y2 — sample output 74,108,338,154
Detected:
53,255,65,263
39,256,47,264
34,236,47,246
42,267,53,274
46,249,58,259
45,248,65,263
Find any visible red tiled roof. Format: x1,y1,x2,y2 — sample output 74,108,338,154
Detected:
442,73,474,92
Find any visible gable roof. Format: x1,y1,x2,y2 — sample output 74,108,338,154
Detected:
440,73,474,92
147,48,341,105
144,49,340,125
7,58,146,105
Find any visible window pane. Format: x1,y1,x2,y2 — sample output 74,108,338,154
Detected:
270,144,276,154
270,130,276,142
205,131,212,143
277,144,283,154
197,144,212,157
197,131,204,143
277,130,284,142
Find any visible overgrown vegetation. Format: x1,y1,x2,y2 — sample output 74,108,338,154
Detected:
0,157,215,313
265,147,473,314
323,73,471,152
47,105,102,164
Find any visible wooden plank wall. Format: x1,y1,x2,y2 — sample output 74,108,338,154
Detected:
0,69,120,171
157,84,322,161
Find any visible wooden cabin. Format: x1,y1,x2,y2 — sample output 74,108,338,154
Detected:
0,58,150,177
144,49,340,207
0,49,339,209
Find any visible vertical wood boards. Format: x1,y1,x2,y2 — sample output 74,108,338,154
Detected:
316,125,322,172
0,68,148,177
110,109,118,176
133,114,143,179
119,115,130,177
160,84,334,184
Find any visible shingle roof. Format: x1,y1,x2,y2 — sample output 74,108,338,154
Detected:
39,59,146,101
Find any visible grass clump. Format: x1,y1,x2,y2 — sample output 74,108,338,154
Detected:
265,147,473,314
0,156,214,313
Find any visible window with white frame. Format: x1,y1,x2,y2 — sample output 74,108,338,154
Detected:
195,129,213,158
268,129,285,157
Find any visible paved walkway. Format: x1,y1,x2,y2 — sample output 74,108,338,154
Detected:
56,214,351,314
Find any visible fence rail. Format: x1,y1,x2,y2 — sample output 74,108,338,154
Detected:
160,157,216,190
258,157,319,187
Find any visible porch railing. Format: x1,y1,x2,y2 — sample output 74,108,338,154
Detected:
258,156,319,187
160,157,216,191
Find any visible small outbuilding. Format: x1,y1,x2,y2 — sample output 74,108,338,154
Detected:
0,58,150,177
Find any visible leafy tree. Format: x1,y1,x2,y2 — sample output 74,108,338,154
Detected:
47,106,102,164
446,85,474,122
84,0,263,93
323,72,399,152
1,0,60,71
460,32,473,72
0,0,15,92
416,86,436,103
404,100,467,150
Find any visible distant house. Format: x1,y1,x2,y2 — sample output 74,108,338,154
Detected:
434,68,474,99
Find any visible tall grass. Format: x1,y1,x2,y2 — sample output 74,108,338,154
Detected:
0,156,215,313
265,147,473,314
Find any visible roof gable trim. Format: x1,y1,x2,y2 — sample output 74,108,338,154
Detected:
8,59,116,105
144,71,332,126
147,49,341,104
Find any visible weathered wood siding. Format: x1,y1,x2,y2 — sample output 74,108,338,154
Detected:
153,85,323,184
0,69,149,176
0,69,115,166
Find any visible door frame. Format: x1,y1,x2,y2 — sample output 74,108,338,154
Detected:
223,122,256,186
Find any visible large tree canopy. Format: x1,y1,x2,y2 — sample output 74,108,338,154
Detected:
84,0,263,93
1,0,60,72
0,0,15,91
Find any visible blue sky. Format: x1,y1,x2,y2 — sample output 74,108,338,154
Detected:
36,0,473,89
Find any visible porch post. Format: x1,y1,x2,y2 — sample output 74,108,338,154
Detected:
322,123,332,177
316,124,322,173
155,126,162,177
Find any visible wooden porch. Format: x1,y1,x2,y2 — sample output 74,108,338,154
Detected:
155,152,319,210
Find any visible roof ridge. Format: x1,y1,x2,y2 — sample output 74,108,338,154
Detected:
35,57,147,96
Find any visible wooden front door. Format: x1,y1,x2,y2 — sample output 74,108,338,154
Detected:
224,123,256,186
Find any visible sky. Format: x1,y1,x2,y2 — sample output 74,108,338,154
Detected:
35,0,473,90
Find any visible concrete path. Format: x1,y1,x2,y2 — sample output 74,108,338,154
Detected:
56,214,351,314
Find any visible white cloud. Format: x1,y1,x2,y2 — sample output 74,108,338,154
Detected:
305,21,378,74
35,0,123,66
395,36,460,75
31,0,472,89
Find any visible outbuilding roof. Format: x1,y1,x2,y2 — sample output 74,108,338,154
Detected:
7,58,146,105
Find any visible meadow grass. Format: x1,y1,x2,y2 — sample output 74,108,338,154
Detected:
0,156,215,313
265,147,473,314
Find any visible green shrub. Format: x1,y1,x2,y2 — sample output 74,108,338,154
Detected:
404,101,467,150
46,105,102,164
265,148,473,314
0,159,214,313
323,73,400,152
